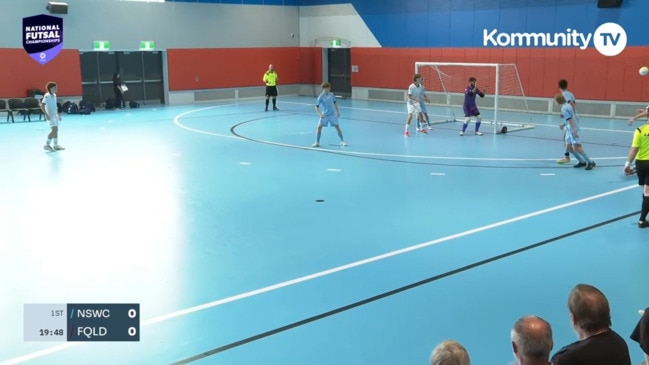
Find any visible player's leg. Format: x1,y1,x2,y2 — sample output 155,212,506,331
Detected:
573,143,595,169
313,123,324,147
333,124,346,146
51,124,64,150
474,113,483,136
417,112,427,134
420,103,432,130
565,133,587,167
44,125,55,151
558,129,571,164
264,86,270,111
638,165,649,227
460,106,471,136
271,86,279,111
405,104,415,136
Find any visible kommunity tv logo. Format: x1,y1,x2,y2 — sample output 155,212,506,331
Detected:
483,22,627,56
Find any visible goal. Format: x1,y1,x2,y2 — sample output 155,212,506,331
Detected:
415,62,535,134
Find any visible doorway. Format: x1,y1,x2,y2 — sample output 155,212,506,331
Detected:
327,48,351,98
79,51,164,106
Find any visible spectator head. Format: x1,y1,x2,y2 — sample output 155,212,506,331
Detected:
568,284,611,335
511,315,553,364
430,340,470,365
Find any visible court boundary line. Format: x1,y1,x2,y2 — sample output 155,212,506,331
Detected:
171,105,629,163
2,184,638,365
169,209,641,364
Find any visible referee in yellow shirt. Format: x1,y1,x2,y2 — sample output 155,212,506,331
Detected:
263,64,279,111
624,107,649,228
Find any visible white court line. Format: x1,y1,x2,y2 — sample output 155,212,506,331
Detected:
430,172,446,176
239,162,251,165
279,101,635,133
2,184,638,365
540,173,556,176
326,168,341,172
172,104,630,162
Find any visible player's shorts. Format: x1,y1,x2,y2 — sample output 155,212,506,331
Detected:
319,114,339,127
636,160,649,186
565,129,581,145
419,102,428,113
464,105,480,117
47,118,59,127
265,85,278,97
407,102,421,114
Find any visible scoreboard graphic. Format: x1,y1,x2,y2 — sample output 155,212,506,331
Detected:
24,303,140,342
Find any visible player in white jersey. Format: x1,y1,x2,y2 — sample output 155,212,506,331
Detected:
40,81,64,151
404,73,425,137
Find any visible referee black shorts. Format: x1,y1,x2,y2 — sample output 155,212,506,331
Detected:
265,85,278,97
636,160,649,186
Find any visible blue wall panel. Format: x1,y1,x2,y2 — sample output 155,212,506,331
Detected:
169,0,300,5
298,0,647,48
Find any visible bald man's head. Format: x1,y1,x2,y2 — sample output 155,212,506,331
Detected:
511,315,553,361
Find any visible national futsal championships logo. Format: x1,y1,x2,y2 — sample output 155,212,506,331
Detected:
23,14,64,65
482,22,627,57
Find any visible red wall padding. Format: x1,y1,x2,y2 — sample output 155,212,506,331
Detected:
351,46,649,102
166,47,322,91
2,46,647,103
0,49,82,98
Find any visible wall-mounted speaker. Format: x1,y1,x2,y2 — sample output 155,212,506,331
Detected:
46,2,68,14
597,0,622,8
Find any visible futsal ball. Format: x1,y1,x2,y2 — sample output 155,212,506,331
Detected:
640,66,649,76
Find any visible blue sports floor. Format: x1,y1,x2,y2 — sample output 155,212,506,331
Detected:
0,96,647,365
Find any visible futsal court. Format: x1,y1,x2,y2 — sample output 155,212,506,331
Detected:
0,95,647,365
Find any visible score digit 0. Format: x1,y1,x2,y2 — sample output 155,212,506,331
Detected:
128,308,137,319
128,327,137,336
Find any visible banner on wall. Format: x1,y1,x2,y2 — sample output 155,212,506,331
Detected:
482,22,627,57
22,14,63,65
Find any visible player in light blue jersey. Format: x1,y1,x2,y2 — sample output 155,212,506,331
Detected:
312,82,346,147
555,93,595,170
418,79,432,131
557,79,577,164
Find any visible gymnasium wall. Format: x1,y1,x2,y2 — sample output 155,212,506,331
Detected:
0,0,301,98
4,0,649,106
301,0,649,104
166,47,322,91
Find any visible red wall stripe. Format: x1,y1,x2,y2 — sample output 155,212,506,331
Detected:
2,46,647,103
0,49,82,98
351,46,649,102
166,47,322,91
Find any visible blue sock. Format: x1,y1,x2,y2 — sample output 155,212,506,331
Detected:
579,151,592,163
570,151,585,162
462,123,468,132
316,131,321,143
475,122,481,131
338,131,343,141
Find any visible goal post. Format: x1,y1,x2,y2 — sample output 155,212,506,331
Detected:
415,62,535,134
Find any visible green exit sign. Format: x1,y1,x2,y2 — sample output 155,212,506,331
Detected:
93,41,110,51
140,41,155,51
330,39,341,47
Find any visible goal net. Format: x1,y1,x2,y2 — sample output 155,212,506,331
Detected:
415,62,535,134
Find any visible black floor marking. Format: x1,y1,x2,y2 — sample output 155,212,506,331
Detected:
169,210,639,365
228,119,628,169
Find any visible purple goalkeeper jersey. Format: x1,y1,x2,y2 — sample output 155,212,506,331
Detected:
464,85,484,107
463,84,484,116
